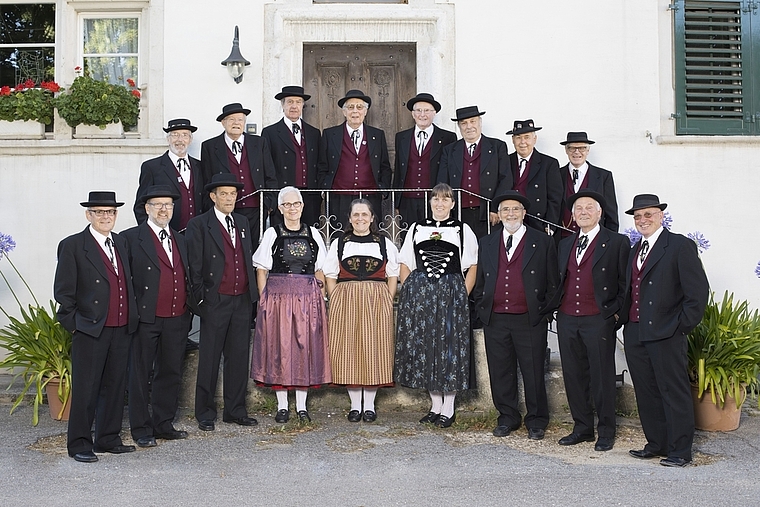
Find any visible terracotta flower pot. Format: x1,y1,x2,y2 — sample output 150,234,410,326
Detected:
45,378,71,421
691,384,743,432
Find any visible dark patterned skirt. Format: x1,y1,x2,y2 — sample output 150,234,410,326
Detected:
394,270,471,391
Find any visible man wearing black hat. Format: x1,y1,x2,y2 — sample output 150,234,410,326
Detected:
438,106,512,238
317,89,391,229
392,93,457,230
472,191,558,440
122,186,195,448
54,191,139,463
507,119,563,235
262,86,322,228
558,132,619,237
185,173,259,431
134,119,203,233
200,103,278,242
623,194,708,467
547,190,629,452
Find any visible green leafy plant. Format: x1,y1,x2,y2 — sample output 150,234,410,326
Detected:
0,79,60,124
688,291,760,409
55,73,140,129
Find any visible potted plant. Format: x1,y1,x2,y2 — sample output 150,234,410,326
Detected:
0,232,72,425
0,79,60,139
688,291,760,431
55,69,140,137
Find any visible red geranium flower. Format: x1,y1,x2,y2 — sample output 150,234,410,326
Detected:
131,89,141,98
23,79,35,89
126,78,136,87
15,81,26,91
0,86,11,96
40,81,61,93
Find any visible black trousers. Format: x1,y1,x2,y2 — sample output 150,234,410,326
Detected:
327,193,383,231
556,312,618,439
483,312,549,430
128,312,192,439
623,322,694,460
67,326,132,456
195,293,252,422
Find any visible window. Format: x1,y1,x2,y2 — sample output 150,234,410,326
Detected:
673,0,760,135
0,3,55,87
81,15,138,86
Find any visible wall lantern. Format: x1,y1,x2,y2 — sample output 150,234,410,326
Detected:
221,26,250,84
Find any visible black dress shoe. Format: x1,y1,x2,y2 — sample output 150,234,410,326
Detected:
136,436,157,448
155,429,188,440
629,448,664,459
595,437,614,452
198,420,215,431
275,409,290,423
72,451,98,463
492,425,518,437
419,412,439,424
660,456,691,468
362,410,377,423
435,413,455,428
224,416,258,426
93,444,135,454
347,410,362,423
297,410,311,422
558,433,595,446
527,428,545,440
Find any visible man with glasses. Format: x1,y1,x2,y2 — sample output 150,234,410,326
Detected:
318,89,391,229
134,119,203,233
392,93,457,231
200,103,278,242
473,191,558,441
623,194,708,468
558,132,619,238
122,186,195,449
54,191,139,463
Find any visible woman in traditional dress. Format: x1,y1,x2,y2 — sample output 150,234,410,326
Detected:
324,199,399,423
251,186,330,423
394,183,478,428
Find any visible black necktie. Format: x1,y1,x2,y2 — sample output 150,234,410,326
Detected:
506,235,513,255
159,229,172,253
519,159,527,177
639,240,649,263
577,234,588,258
292,123,300,135
572,168,579,184
177,158,188,172
417,130,428,156
468,143,476,157
225,216,235,236
232,141,242,155
105,237,117,273
351,130,360,152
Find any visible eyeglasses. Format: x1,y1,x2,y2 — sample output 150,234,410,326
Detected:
168,132,192,140
344,104,366,111
633,211,661,221
413,108,436,115
280,201,303,209
147,202,175,210
499,206,524,213
88,209,117,217
566,146,589,153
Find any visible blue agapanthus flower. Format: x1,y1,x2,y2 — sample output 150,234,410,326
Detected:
661,211,673,231
755,261,760,279
0,232,16,259
687,231,710,253
623,227,642,247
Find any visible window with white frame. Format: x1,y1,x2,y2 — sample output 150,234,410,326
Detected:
0,2,55,87
80,15,138,87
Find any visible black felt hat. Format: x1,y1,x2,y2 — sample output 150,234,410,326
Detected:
567,189,606,211
560,131,595,145
451,105,485,122
490,190,530,213
407,93,442,113
80,191,124,208
506,119,542,136
163,118,197,133
139,185,181,204
204,173,244,192
274,85,311,101
216,103,251,122
337,89,372,108
625,194,668,215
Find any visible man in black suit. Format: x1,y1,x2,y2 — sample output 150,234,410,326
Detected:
185,173,259,431
134,119,203,233
438,106,512,238
558,132,619,237
507,119,562,235
392,92,457,229
473,191,558,440
200,103,278,243
623,194,709,468
123,185,195,448
548,190,629,452
54,191,139,463
262,85,322,228
317,89,392,229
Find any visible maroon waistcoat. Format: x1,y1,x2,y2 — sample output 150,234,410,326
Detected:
628,248,647,323
559,236,600,316
97,244,129,327
175,163,196,231
333,128,376,191
218,220,249,296
403,134,433,198
492,235,528,314
461,142,482,207
226,145,259,208
150,232,188,317
289,128,309,188
561,170,591,238
513,157,532,196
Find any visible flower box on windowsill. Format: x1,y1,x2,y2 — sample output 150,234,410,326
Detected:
0,120,46,140
73,121,124,139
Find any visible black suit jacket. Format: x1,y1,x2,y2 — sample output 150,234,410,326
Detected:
185,209,258,310
199,132,278,211
54,228,139,337
624,228,709,341
133,152,203,230
317,122,392,189
548,227,630,322
473,225,558,327
261,118,321,189
510,150,562,231
560,162,619,232
438,135,513,221
392,125,457,207
121,222,197,322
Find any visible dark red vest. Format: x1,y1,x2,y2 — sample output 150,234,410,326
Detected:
226,144,259,208
561,169,590,238
492,235,528,314
217,220,249,296
97,243,129,327
559,236,600,316
289,128,309,188
403,133,433,198
175,161,196,231
333,128,376,191
513,157,532,196
628,248,647,323
461,142,482,207
150,232,188,317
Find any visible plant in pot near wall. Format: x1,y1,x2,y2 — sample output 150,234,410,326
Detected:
55,70,140,131
688,290,760,431
0,80,61,138
0,232,72,426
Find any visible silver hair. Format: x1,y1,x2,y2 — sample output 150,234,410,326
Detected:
278,186,303,205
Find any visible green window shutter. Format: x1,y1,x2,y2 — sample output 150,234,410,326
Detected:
674,0,753,135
